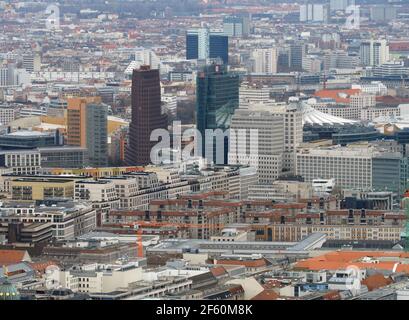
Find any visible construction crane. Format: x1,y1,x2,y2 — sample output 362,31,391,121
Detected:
117,221,227,258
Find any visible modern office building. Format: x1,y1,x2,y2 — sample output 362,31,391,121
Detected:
196,64,239,164
302,55,323,73
350,93,376,112
239,84,271,106
229,105,284,184
0,149,41,175
223,16,250,37
351,82,388,96
39,146,89,168
329,0,355,12
360,40,390,67
323,51,359,70
125,66,167,166
372,61,409,77
0,130,63,150
300,3,330,23
22,53,41,73
251,48,278,74
296,142,408,195
75,179,121,224
0,107,15,125
289,42,306,71
370,5,397,22
10,178,75,201
85,103,108,167
67,97,108,167
0,200,97,241
277,102,304,174
67,96,100,147
186,28,229,64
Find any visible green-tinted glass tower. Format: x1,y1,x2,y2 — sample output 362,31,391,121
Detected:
196,64,239,164
86,103,108,167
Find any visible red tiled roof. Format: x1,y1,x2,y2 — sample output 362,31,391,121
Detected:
0,249,29,265
361,273,393,291
263,280,285,289
323,290,341,300
29,261,59,273
314,89,361,103
294,251,409,273
210,266,227,278
251,289,279,300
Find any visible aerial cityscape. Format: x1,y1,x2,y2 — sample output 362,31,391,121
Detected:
2,0,409,305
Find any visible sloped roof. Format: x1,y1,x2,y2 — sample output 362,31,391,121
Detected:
251,289,279,300
314,89,361,103
361,273,393,291
0,250,30,266
294,251,409,273
210,266,228,278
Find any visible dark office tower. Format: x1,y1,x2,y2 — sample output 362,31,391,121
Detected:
289,42,306,71
186,32,199,60
196,64,239,165
125,66,167,166
277,48,291,72
209,35,229,65
186,28,229,64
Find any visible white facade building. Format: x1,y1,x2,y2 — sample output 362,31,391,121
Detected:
351,82,388,96
360,40,390,67
229,105,284,184
0,107,15,125
0,149,41,175
251,48,278,74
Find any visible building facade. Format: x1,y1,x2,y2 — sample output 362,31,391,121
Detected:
196,64,239,164
125,66,167,166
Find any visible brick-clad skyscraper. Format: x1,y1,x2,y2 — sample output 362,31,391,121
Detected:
125,66,167,166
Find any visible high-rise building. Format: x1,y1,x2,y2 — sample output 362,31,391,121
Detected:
0,64,17,87
289,42,306,71
22,53,41,73
370,5,397,22
196,64,239,164
67,96,108,167
125,66,167,166
251,48,278,74
86,103,108,167
0,68,8,87
223,16,250,37
229,105,284,184
300,3,330,23
125,48,161,75
330,0,355,12
302,55,323,73
186,28,229,64
360,40,390,67
323,50,359,70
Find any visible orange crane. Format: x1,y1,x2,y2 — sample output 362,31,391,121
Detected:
119,221,227,258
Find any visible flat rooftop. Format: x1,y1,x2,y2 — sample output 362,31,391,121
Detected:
148,233,326,255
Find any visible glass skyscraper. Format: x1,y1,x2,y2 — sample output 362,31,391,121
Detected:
196,64,239,164
186,28,229,64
